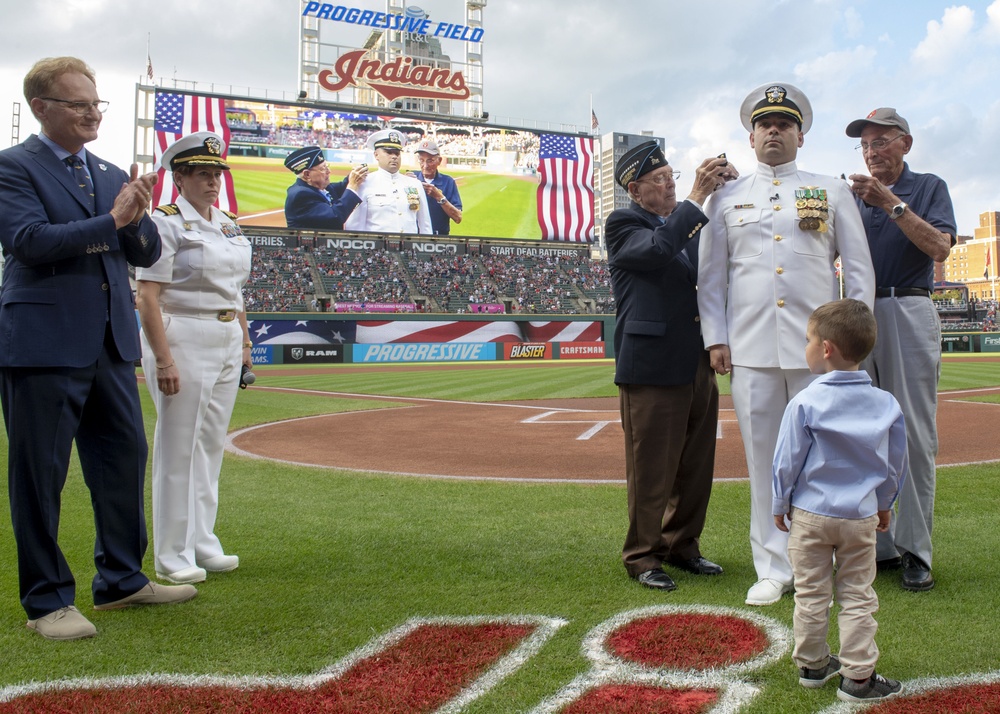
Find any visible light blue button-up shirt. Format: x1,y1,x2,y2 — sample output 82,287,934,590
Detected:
772,370,907,519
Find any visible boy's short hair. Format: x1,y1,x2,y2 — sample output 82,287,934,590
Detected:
808,298,877,364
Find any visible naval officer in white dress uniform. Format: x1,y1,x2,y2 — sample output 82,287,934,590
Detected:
344,129,432,235
698,83,875,607
136,131,253,584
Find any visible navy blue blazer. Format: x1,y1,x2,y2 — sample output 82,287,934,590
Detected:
0,135,161,368
606,200,708,387
284,177,362,230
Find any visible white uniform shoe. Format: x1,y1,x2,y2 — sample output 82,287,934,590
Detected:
198,554,239,573
156,566,207,584
745,578,792,606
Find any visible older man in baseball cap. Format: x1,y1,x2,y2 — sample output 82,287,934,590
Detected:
412,138,462,235
698,82,875,607
846,108,956,593
344,129,431,234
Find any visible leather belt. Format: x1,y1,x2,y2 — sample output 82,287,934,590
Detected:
875,287,930,298
163,306,239,322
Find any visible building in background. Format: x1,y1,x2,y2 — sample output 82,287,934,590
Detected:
942,211,999,301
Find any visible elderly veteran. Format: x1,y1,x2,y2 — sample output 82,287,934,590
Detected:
846,108,956,593
412,137,462,235
606,140,735,591
344,129,432,235
136,131,253,585
698,83,875,606
284,145,367,230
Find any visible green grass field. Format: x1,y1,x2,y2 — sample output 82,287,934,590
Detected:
1,359,998,712
229,156,544,240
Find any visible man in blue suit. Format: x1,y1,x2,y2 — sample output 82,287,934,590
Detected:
606,141,735,591
0,57,198,641
283,146,367,230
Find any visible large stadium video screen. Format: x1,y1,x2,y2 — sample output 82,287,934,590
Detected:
150,91,595,243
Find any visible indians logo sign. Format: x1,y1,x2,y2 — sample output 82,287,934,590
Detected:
319,49,471,102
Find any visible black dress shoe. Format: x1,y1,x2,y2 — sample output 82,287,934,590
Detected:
901,553,934,591
876,556,903,572
667,556,723,576
634,568,677,591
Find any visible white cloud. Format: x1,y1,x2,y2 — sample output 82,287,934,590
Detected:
911,5,976,69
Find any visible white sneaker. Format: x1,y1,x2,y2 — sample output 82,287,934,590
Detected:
156,566,207,584
198,554,239,573
745,578,792,606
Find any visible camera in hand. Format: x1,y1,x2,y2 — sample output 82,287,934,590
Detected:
240,363,256,389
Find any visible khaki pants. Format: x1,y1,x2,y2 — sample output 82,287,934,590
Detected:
787,507,880,681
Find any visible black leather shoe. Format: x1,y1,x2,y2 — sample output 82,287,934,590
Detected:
901,553,934,591
876,556,903,572
634,568,677,591
667,556,723,576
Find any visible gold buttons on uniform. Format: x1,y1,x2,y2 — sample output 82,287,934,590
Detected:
776,267,784,274
777,299,785,307
773,179,781,186
775,235,783,241
774,205,782,211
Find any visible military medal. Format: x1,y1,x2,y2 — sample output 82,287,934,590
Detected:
795,187,829,232
406,187,420,211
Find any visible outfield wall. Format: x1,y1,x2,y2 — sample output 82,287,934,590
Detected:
246,312,614,365
245,312,999,365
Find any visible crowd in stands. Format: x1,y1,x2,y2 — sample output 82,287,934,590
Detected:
239,244,616,314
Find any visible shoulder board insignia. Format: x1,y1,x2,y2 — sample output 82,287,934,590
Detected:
223,210,238,220
154,203,180,215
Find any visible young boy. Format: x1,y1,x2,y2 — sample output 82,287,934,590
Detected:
772,298,908,703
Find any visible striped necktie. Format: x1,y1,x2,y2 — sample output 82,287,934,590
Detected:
65,155,95,213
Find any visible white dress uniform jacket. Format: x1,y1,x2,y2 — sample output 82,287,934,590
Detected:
698,161,875,367
343,168,432,234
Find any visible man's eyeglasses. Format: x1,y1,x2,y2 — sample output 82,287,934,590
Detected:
855,134,906,154
40,98,109,115
636,171,681,185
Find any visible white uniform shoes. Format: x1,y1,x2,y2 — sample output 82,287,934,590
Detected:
156,566,207,584
198,554,240,573
745,578,792,606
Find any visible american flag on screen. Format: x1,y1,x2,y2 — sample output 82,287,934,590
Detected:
151,91,238,214
536,134,595,243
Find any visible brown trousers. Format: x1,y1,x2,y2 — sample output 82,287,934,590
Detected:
619,356,719,577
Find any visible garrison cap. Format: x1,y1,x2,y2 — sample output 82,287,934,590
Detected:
845,107,910,137
284,146,326,174
614,140,668,189
367,129,406,152
160,131,229,171
740,83,813,134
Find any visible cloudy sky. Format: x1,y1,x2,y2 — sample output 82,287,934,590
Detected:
1,0,998,235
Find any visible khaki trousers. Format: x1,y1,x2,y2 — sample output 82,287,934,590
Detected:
787,507,881,681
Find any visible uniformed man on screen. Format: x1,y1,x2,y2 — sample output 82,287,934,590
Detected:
283,146,366,231
344,129,432,235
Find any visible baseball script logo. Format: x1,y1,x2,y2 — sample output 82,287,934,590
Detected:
319,49,471,101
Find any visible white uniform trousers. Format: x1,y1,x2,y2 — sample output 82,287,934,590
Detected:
864,296,941,568
142,313,242,575
730,365,815,586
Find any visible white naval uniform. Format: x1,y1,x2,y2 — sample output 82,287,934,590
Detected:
343,168,432,234
698,160,875,586
137,195,252,576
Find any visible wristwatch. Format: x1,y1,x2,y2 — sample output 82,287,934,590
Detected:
889,202,907,220
437,197,446,205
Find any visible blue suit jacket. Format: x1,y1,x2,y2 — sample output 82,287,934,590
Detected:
0,134,161,367
285,177,362,230
606,200,708,386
